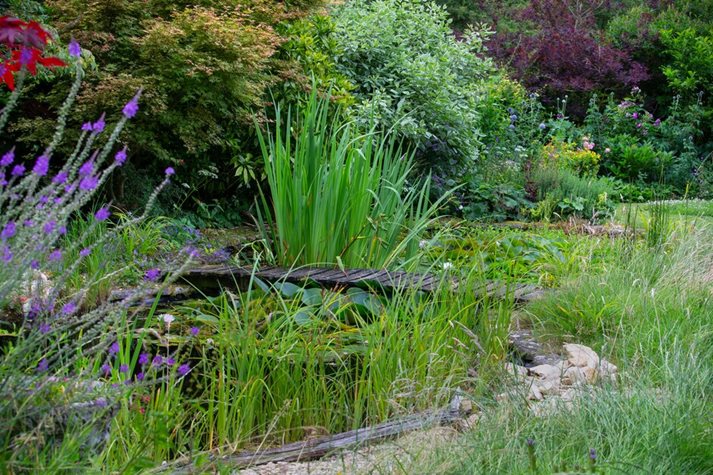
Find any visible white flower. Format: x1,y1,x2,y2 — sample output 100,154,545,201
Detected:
442,262,454,271
419,240,429,249
160,313,175,327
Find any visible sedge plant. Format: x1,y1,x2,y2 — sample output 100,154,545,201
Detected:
256,90,449,270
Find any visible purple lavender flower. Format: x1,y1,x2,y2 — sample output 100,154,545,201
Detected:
62,302,77,315
654,118,661,127
37,358,49,372
23,220,33,227
1,221,16,240
48,249,62,262
165,167,175,176
0,173,6,186
33,154,49,176
0,148,14,166
152,355,163,366
79,175,98,191
94,397,108,407
119,364,129,373
43,220,56,234
101,363,112,376
30,259,39,270
11,164,25,177
94,207,111,221
92,113,106,134
80,247,91,257
2,247,12,263
632,112,639,120
52,171,68,184
109,341,120,356
79,160,94,177
139,353,150,365
115,147,127,166
82,122,93,132
123,90,141,118
589,448,597,460
136,372,145,381
58,226,67,235
190,326,200,337
166,357,175,366
39,323,51,334
177,363,190,377
38,195,49,205
144,268,161,281
68,38,81,57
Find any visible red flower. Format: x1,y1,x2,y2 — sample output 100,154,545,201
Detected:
0,16,66,90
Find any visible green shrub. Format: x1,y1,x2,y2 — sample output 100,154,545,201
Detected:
531,167,615,221
331,0,494,177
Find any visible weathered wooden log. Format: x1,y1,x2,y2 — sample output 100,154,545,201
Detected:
164,401,463,473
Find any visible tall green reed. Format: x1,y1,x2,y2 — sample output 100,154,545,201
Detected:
256,91,447,269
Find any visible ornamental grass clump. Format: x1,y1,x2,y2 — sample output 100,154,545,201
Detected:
257,90,447,269
0,19,191,470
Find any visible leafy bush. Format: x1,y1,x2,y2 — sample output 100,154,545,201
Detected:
4,0,326,207
530,167,615,221
540,140,601,176
463,182,531,222
331,0,494,177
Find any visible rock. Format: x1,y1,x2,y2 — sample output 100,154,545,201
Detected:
529,364,561,381
527,383,543,401
504,362,529,377
459,398,474,415
562,366,588,386
564,344,600,368
535,379,561,396
599,359,618,381
581,366,597,383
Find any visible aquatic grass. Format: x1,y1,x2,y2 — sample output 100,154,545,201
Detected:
256,90,449,270
107,262,510,463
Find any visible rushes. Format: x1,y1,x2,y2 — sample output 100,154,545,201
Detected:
257,90,445,269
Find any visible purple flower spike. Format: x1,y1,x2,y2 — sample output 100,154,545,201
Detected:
80,248,91,257
48,249,62,262
82,122,93,132
43,220,56,234
136,372,145,381
190,326,200,337
1,221,16,240
177,363,190,377
33,154,49,176
11,164,25,177
52,171,68,184
37,358,49,372
123,90,141,118
58,226,67,235
115,147,127,166
79,160,94,177
2,247,12,263
39,323,51,334
139,353,150,365
119,364,129,373
101,363,111,376
589,448,597,460
69,38,81,57
62,302,77,315
30,260,39,270
1,148,14,166
152,355,163,366
166,357,175,366
92,113,106,133
109,341,120,356
94,207,110,222
79,175,98,191
144,268,161,282
165,167,175,176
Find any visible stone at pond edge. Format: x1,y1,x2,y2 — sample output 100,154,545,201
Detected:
564,343,600,368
